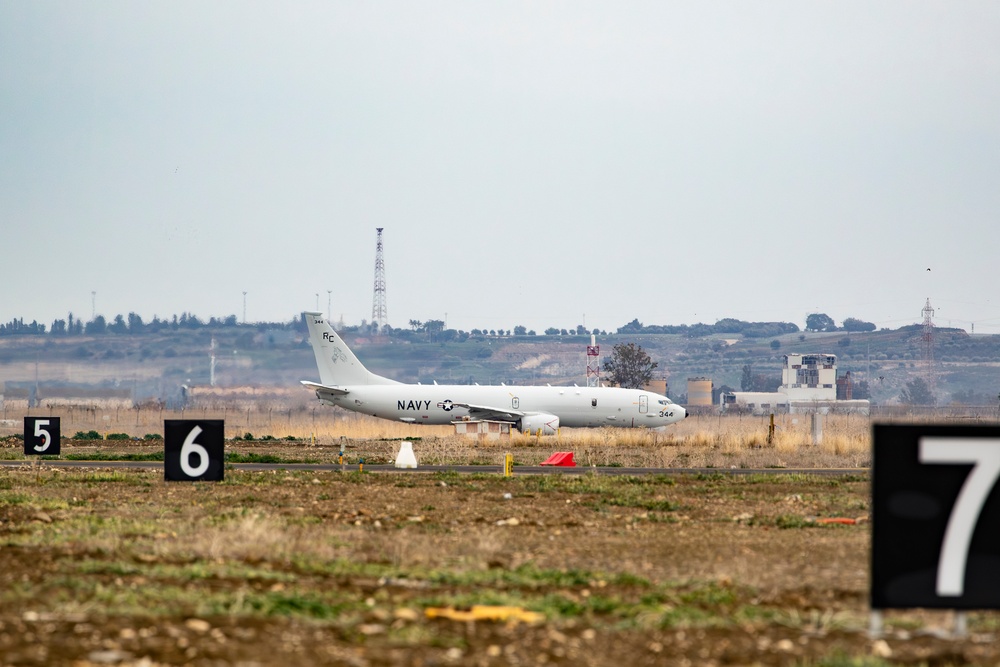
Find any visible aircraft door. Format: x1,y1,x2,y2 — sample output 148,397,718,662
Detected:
639,395,648,414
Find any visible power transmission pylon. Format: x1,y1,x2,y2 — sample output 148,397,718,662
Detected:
921,297,935,397
371,228,387,335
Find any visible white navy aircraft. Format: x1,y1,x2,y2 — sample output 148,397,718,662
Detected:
301,312,686,434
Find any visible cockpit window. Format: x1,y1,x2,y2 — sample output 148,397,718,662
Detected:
658,399,673,406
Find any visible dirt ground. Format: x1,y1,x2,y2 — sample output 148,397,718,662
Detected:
1,442,998,666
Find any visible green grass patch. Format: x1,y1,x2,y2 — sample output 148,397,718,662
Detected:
224,452,284,464
64,452,164,462
605,497,679,512
426,563,651,590
690,473,726,482
775,514,816,529
340,471,369,483
798,654,894,667
10,574,362,620
517,473,674,496
238,591,358,618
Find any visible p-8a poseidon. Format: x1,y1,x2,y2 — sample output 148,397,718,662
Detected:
300,312,686,434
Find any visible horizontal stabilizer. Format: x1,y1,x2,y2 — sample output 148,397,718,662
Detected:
300,380,349,396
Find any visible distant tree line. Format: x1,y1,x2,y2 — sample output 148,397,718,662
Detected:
4,312,614,341
805,313,876,333
0,318,47,335
616,318,800,339
0,310,888,341
0,313,300,337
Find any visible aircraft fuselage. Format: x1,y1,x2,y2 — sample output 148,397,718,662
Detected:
301,311,686,431
319,383,683,428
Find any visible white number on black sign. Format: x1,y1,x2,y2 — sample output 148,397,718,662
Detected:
180,425,210,477
24,417,60,456
920,437,1000,597
33,419,52,452
164,419,224,482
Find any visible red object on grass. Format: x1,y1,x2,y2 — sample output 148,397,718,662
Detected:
540,452,576,467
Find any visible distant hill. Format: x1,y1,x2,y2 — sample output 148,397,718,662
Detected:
1,322,998,408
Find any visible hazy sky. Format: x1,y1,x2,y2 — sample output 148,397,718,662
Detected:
4,2,1000,333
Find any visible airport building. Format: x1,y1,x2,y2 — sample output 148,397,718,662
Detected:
720,353,869,415
686,377,714,407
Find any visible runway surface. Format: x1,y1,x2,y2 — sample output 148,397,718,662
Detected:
0,459,866,477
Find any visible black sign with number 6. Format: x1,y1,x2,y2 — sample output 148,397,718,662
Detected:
872,424,1000,609
24,417,60,456
164,420,224,482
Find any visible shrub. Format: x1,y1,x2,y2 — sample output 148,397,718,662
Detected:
105,433,131,440
143,433,163,440
73,430,102,440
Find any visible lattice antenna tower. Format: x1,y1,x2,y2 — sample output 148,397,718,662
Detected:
586,333,601,387
371,228,387,333
921,297,935,392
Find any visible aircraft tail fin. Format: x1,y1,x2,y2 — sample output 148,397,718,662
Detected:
302,312,399,386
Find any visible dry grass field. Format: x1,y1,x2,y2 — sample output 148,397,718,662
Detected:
1,405,881,469
3,405,1000,665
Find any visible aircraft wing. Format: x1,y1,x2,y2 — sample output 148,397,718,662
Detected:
451,402,525,423
300,380,349,396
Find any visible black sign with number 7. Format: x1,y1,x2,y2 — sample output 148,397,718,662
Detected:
872,424,1000,609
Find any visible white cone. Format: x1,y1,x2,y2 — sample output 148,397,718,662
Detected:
395,441,418,469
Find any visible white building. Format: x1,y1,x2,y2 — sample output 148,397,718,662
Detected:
781,354,837,402
721,353,869,414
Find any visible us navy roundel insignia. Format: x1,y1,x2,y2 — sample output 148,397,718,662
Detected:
438,400,454,411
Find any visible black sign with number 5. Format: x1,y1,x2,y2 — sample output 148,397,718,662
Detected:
872,424,1000,609
24,417,60,456
164,420,224,482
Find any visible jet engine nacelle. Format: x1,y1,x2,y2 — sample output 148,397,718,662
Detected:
519,413,560,436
